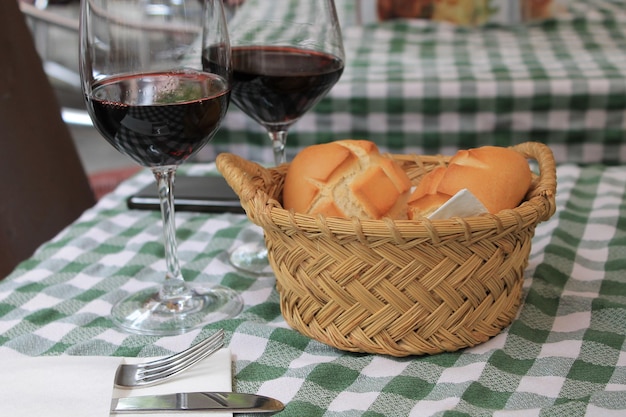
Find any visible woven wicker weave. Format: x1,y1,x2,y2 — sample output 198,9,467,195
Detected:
217,142,557,356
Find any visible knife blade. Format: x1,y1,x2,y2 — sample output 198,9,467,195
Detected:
111,392,285,414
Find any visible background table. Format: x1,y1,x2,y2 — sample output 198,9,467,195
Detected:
204,0,626,166
1,160,625,416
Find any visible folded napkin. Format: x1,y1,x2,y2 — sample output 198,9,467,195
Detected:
428,188,488,220
0,348,232,417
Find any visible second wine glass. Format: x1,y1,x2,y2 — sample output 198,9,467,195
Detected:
225,0,345,274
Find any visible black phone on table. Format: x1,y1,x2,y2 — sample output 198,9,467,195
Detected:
126,175,245,214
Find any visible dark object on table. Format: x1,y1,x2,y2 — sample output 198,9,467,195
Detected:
127,176,244,214
0,0,95,279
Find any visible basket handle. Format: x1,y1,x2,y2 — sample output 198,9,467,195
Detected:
511,141,557,220
215,152,276,210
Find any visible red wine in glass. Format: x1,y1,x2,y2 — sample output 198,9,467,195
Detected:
86,70,230,167
215,0,345,276
217,46,344,275
80,0,241,336
229,45,344,130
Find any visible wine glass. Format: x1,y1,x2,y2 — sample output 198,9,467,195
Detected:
79,0,243,335
224,0,345,274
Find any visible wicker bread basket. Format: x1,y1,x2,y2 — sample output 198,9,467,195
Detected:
216,142,557,357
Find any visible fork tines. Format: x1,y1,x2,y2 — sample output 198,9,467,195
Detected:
138,330,225,384
115,329,225,388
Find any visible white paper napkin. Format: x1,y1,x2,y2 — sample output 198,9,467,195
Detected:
1,355,121,417
0,348,232,417
427,188,488,220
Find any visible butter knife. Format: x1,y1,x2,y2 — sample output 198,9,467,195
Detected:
111,392,285,414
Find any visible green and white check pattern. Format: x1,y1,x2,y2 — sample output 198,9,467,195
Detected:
204,0,626,165
1,161,625,416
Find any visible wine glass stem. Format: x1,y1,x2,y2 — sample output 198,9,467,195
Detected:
269,130,288,165
153,167,187,299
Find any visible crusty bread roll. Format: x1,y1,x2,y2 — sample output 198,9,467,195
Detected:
283,140,412,219
408,146,532,218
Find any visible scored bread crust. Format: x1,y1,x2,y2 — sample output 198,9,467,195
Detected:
408,146,532,218
283,140,412,219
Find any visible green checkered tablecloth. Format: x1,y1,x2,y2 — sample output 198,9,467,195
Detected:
203,0,626,166
1,160,625,416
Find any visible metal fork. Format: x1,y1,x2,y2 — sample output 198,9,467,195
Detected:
114,329,225,388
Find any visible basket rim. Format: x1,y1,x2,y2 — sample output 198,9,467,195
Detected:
216,141,557,240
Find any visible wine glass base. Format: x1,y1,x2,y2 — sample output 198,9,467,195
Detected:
111,284,243,336
229,242,274,276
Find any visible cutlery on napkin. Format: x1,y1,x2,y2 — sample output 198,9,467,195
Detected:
0,348,232,417
112,349,232,417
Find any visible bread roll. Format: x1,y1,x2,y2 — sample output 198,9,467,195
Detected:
408,146,532,218
283,140,412,219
